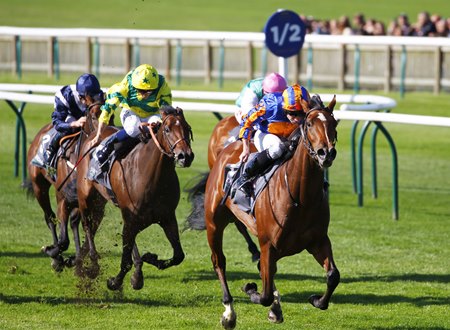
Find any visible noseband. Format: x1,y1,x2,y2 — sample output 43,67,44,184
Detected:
150,113,192,158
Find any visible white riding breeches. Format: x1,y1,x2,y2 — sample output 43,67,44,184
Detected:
253,130,285,159
120,109,161,138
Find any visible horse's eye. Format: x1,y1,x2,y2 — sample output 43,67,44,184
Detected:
164,126,170,133
307,121,313,128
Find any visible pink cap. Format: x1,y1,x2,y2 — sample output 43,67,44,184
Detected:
262,72,288,93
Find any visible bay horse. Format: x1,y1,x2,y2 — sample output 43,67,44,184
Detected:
202,95,339,329
186,115,260,262
76,105,194,290
24,101,105,272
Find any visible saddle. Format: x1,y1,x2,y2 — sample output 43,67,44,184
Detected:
226,129,302,215
87,133,144,204
31,127,80,180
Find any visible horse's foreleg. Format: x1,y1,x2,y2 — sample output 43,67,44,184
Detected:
142,213,185,270
307,235,340,310
130,243,144,290
234,221,260,262
107,221,137,291
206,210,236,330
242,243,276,307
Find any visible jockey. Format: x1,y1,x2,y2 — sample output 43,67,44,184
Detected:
234,72,287,124
90,64,172,168
235,84,311,195
43,73,104,170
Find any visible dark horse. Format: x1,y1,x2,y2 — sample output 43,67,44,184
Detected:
186,115,261,262
24,101,105,272
76,106,194,289
197,95,339,329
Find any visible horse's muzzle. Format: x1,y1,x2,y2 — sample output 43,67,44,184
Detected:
317,147,337,168
175,150,195,168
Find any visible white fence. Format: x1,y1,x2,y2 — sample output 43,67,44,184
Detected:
2,27,450,93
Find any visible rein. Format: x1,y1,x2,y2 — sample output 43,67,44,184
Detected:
148,113,192,158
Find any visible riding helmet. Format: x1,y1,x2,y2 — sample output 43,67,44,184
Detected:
131,64,159,90
76,73,102,97
282,84,310,111
262,72,287,94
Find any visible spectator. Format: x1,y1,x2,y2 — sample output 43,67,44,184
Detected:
435,18,449,37
373,20,386,36
397,14,414,36
353,13,367,35
413,11,437,36
337,15,354,35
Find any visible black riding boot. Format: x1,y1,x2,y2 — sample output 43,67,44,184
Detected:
44,132,63,168
235,150,274,196
96,135,119,167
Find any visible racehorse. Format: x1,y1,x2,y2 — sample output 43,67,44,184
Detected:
185,115,261,262
76,105,194,289
200,95,339,329
24,102,105,272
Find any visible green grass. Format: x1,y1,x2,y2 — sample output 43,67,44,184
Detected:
1,90,450,329
1,1,450,329
1,0,449,31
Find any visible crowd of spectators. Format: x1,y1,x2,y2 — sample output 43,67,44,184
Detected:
301,12,450,37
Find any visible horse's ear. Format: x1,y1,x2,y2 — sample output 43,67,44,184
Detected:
327,95,337,113
301,97,310,112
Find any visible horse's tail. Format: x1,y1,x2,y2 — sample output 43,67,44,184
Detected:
21,178,35,200
183,171,209,231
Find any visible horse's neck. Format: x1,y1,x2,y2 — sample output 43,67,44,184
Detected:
284,142,324,202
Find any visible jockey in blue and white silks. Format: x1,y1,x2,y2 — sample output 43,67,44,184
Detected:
43,73,104,168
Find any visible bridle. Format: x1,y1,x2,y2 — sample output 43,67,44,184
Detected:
149,112,193,158
299,108,337,160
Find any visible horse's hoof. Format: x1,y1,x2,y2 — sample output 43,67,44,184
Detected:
251,252,260,263
221,316,236,330
51,257,64,273
131,270,144,290
308,294,328,310
242,282,257,295
107,277,122,291
64,256,76,268
268,306,284,323
42,245,59,258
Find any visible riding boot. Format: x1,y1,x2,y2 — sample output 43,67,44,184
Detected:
235,149,274,197
44,132,63,168
96,129,130,168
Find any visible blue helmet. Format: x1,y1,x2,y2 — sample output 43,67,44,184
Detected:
76,73,102,97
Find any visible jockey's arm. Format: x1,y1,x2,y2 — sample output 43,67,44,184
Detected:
90,121,105,148
239,137,251,163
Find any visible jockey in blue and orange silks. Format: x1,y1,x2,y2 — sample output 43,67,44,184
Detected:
90,64,172,169
235,84,311,195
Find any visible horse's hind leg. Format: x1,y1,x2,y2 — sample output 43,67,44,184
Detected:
65,208,81,268
141,211,185,270
307,235,340,310
234,221,260,262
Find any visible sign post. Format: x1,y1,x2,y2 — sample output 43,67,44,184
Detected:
264,10,306,81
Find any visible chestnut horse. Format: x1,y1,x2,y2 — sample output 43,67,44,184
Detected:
24,102,105,272
203,95,339,329
186,115,260,261
76,106,194,289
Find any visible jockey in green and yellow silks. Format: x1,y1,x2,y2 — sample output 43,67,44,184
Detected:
90,64,172,172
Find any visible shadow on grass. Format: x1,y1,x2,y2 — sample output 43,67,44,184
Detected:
184,270,450,284
0,251,47,258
